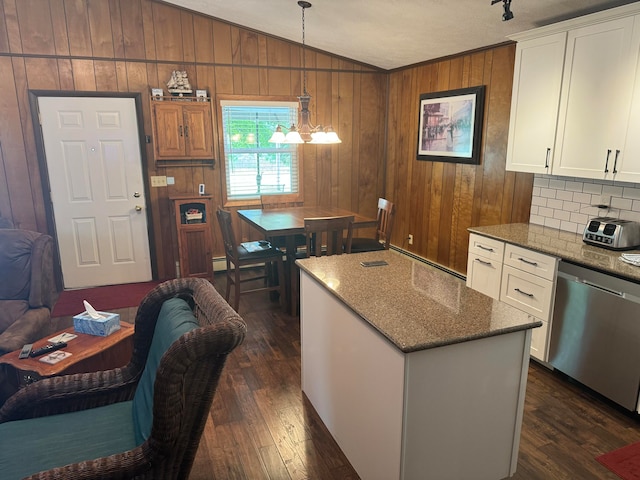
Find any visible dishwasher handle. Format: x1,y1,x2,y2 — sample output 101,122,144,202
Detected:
581,280,623,297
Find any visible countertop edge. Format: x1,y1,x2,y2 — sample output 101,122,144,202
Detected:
298,252,543,354
468,223,640,283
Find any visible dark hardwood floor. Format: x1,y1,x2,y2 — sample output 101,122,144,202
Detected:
50,275,640,479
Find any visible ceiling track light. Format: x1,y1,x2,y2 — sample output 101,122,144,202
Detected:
269,1,342,145
491,0,514,21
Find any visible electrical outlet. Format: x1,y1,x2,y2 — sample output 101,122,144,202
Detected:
600,194,611,207
150,176,167,187
408,234,414,245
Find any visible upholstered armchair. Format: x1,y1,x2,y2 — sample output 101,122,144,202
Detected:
0,229,57,355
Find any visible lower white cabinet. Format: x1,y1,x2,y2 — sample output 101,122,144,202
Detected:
466,253,502,300
467,234,559,361
466,233,504,300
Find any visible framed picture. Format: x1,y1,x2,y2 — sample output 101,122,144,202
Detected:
416,86,485,164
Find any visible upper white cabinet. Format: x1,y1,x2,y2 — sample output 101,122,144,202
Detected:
506,4,640,180
506,32,566,174
553,17,639,179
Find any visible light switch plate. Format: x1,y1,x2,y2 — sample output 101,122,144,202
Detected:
150,176,167,187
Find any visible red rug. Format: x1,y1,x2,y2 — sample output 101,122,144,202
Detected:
52,281,162,318
597,441,640,480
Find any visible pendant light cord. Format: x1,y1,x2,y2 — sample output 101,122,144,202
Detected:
301,2,308,96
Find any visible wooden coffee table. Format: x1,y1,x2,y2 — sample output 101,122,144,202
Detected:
0,323,134,389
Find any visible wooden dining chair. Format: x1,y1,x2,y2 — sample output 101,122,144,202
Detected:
291,215,354,315
303,215,354,257
216,207,286,312
350,198,396,253
259,196,306,252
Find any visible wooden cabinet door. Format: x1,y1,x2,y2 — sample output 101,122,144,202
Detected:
552,16,638,179
152,102,186,158
177,225,214,278
506,32,566,174
184,104,214,158
171,196,214,281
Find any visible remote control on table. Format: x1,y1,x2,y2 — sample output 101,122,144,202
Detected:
29,342,67,358
18,343,33,359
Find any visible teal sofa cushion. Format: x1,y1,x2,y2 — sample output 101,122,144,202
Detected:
132,297,199,445
0,400,136,479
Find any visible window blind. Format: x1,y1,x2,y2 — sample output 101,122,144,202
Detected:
220,101,299,200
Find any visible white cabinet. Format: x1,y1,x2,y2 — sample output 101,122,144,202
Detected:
466,233,504,300
506,4,640,179
616,54,640,183
500,245,558,361
552,16,639,179
506,32,566,174
467,236,558,361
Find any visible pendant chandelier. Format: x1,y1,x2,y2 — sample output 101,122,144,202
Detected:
269,1,342,145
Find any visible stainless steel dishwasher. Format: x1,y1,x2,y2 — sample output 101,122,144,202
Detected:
548,261,640,411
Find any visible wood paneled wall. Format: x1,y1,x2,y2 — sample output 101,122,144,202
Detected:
0,0,387,280
385,45,534,274
0,0,532,281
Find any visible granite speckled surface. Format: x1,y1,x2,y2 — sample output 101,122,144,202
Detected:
468,223,640,283
296,250,540,353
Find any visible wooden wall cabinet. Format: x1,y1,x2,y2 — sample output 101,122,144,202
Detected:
151,100,214,161
171,195,214,281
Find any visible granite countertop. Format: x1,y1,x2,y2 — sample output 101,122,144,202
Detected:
296,250,540,353
468,223,640,283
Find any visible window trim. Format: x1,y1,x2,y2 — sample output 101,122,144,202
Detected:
216,94,305,208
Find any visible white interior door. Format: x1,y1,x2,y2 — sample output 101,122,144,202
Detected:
39,96,152,289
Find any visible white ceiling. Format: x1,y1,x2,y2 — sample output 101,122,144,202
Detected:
162,0,639,70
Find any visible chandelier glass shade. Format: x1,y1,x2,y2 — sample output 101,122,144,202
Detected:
268,1,341,145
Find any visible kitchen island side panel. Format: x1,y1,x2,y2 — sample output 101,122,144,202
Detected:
301,269,531,480
402,329,531,479
301,272,406,480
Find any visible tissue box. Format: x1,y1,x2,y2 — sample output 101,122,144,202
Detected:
73,311,121,337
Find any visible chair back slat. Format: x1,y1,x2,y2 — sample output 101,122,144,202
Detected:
376,198,396,247
216,208,239,259
304,216,354,257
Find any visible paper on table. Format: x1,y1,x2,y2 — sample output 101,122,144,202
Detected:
48,332,78,343
39,351,72,364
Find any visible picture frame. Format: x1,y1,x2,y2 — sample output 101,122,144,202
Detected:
416,86,485,164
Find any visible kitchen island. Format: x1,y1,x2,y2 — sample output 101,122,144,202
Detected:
297,250,541,480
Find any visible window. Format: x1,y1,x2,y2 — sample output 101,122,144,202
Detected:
220,100,300,202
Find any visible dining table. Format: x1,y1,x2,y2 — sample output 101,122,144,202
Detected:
237,206,378,313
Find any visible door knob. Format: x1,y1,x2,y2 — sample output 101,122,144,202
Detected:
135,205,143,211
133,192,141,198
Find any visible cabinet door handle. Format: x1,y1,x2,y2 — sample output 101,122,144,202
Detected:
477,244,494,252
514,288,534,298
179,125,183,137
184,125,189,137
518,257,538,267
474,258,493,266
604,149,611,173
545,148,550,168
613,149,620,174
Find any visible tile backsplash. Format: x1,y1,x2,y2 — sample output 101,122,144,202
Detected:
530,174,640,234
